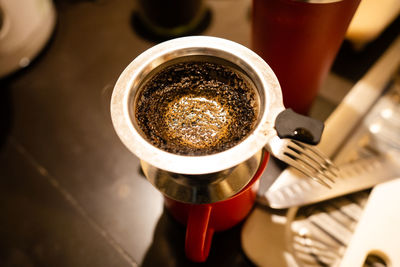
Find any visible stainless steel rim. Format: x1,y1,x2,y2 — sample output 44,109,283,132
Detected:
111,36,284,175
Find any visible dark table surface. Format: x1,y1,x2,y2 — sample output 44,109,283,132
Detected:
1,0,399,266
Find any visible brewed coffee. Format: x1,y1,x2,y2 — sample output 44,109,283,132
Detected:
135,61,259,155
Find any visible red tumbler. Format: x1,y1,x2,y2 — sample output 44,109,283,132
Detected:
252,0,360,114
164,152,269,262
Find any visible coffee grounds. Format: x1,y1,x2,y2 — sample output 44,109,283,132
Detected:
135,61,259,156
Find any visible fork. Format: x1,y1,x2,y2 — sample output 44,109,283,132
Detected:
289,192,369,267
266,135,338,188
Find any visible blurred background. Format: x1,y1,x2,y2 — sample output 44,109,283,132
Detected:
0,0,399,266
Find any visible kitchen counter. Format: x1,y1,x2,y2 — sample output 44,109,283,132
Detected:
0,0,398,266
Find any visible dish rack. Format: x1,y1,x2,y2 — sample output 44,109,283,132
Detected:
286,38,400,267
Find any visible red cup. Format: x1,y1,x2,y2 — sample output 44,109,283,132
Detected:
252,0,360,114
164,151,269,262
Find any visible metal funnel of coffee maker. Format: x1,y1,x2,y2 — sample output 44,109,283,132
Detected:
111,36,319,204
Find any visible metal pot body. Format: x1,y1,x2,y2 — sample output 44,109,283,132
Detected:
111,36,284,204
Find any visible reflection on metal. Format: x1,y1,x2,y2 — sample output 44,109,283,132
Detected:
141,150,263,204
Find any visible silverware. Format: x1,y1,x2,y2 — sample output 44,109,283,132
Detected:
266,136,338,188
367,83,400,152
287,192,368,267
265,37,400,267
264,35,400,207
340,179,400,267
263,152,400,209
289,181,400,267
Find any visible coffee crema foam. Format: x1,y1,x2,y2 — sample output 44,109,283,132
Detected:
135,61,259,156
